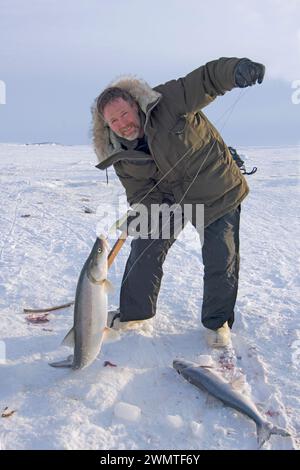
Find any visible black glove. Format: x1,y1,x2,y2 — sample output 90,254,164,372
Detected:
234,59,265,88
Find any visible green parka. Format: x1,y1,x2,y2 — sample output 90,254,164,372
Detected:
92,57,249,227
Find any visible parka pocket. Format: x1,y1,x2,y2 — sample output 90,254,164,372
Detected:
169,115,187,135
171,112,211,152
170,113,202,135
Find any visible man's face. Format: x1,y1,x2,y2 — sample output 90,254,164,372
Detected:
103,98,143,141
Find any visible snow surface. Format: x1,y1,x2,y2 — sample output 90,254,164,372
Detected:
0,143,299,450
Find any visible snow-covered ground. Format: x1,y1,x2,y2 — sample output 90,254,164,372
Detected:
0,143,299,450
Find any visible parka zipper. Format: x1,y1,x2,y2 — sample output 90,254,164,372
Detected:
143,96,167,176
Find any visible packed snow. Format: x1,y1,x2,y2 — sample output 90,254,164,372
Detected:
0,143,299,450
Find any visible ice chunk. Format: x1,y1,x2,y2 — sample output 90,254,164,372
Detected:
213,423,227,436
166,414,183,428
190,420,204,438
195,355,215,367
114,401,141,422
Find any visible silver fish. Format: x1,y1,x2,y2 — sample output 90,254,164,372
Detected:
173,359,290,448
49,236,112,370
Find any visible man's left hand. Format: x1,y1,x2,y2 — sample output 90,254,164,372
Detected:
234,59,265,88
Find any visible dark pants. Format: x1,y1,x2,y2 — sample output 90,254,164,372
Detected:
119,206,240,330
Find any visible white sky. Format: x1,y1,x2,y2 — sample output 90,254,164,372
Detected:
0,0,299,145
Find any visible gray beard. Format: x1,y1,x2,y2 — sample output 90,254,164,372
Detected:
119,128,140,141
116,134,139,150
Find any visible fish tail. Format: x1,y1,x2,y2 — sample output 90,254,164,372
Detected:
49,355,74,368
257,421,290,448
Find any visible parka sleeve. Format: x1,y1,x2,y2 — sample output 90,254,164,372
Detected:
156,57,241,114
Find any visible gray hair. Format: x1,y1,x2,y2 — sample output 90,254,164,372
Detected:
96,87,136,118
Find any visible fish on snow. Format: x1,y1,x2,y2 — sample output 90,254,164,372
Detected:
49,236,114,370
173,359,290,448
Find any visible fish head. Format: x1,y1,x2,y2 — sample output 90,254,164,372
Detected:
173,359,197,374
87,236,109,282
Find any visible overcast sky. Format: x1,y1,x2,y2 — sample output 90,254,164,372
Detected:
0,0,299,146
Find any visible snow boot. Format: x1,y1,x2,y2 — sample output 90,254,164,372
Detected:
205,322,231,348
107,309,148,331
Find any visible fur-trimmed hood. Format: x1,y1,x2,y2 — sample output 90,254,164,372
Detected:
91,76,161,164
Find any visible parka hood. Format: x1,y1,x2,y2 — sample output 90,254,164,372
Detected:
91,76,161,164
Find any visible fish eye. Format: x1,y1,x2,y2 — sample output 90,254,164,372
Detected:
97,248,102,253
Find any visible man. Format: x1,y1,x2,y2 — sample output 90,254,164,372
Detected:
92,57,265,348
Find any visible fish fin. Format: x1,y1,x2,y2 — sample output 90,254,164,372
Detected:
103,326,120,343
205,394,220,408
61,327,75,347
257,421,291,448
230,375,246,391
103,279,114,293
255,402,265,413
49,355,74,368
